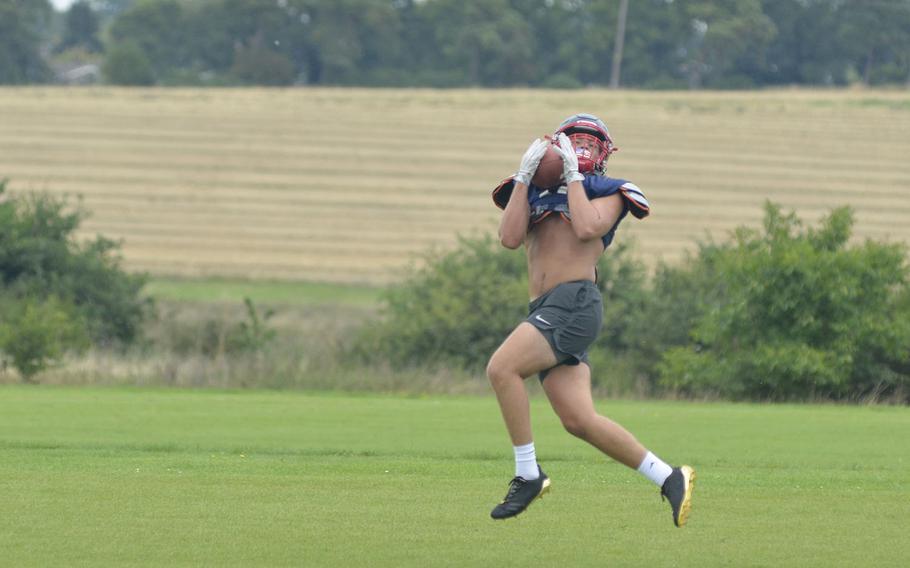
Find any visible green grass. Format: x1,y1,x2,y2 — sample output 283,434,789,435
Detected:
144,277,381,306
1,386,907,566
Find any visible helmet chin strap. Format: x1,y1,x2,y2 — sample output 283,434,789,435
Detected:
577,155,596,174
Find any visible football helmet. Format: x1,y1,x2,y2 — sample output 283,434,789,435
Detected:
555,113,617,174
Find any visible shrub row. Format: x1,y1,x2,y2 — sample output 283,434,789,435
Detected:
355,203,910,402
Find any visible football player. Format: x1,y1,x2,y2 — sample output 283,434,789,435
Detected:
487,113,695,526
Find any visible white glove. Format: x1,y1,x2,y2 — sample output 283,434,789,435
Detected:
555,132,585,184
513,138,549,186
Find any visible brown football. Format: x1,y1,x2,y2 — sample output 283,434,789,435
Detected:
531,143,563,188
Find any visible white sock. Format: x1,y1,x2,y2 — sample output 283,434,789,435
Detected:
513,442,539,480
637,451,674,487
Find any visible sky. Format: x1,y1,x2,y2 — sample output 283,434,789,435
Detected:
51,0,77,10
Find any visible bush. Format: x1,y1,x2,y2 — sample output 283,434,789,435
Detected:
0,294,89,380
231,46,296,86
354,203,909,402
103,42,155,85
586,242,652,390
656,202,910,401
354,234,648,378
354,234,527,371
0,181,150,379
618,240,732,389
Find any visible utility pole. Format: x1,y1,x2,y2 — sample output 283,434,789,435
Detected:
609,0,629,89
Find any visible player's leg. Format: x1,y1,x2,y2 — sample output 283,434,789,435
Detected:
540,363,646,468
486,322,557,520
485,321,558,446
541,363,696,527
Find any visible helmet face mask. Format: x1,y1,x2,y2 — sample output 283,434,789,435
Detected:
567,132,609,174
556,113,617,174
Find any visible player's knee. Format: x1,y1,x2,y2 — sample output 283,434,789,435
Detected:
485,357,512,385
485,358,503,383
560,413,591,440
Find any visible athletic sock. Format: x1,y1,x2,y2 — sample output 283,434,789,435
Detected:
637,451,674,487
513,442,539,480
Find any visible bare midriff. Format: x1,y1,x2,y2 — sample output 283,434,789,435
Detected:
525,214,604,300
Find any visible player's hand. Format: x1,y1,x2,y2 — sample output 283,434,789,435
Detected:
555,132,585,183
514,138,549,186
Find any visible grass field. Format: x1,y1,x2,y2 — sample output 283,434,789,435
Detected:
144,277,381,306
1,386,907,566
1,87,909,283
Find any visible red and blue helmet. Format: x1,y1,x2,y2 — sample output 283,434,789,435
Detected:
556,113,618,174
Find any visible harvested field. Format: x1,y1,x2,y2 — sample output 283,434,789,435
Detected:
1,87,908,283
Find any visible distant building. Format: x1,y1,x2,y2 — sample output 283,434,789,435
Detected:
57,64,101,85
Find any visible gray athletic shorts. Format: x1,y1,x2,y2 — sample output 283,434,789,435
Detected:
526,280,603,381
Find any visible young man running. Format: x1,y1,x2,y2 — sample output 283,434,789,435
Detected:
487,113,695,526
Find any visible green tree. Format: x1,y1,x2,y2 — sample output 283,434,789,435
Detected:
0,181,150,349
504,0,597,87
759,0,848,85
419,0,535,86
55,1,104,53
302,0,409,85
102,41,154,85
83,0,136,19
675,0,777,88
614,0,689,88
838,0,910,85
185,0,303,80
231,44,296,86
0,0,53,84
107,0,187,79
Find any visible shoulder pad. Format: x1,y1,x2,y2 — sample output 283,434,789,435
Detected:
492,176,516,210
619,182,650,219
583,175,628,199
583,175,650,219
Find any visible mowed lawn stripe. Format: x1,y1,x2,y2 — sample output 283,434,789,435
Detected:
0,387,907,566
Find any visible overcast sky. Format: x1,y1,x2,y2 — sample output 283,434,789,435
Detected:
51,0,76,10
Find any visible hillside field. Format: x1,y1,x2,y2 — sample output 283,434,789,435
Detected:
1,386,907,566
1,87,909,284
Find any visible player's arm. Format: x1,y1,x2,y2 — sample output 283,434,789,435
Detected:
567,188,623,240
499,183,530,249
499,139,548,249
555,133,623,241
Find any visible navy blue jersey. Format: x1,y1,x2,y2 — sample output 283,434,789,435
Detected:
491,174,650,249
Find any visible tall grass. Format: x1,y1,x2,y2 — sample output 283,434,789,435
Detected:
7,297,494,396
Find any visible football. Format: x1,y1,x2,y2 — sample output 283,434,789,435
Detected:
531,142,564,188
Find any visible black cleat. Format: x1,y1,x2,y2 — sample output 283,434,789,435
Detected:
661,465,696,527
490,466,551,520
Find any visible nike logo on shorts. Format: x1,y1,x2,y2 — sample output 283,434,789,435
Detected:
534,315,551,325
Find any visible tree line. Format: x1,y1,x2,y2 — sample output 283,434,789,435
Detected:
2,0,909,88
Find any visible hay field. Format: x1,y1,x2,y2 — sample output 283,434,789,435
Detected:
1,87,908,284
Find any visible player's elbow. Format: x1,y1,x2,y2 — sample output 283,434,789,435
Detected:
499,232,524,249
498,219,526,249
572,223,601,242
